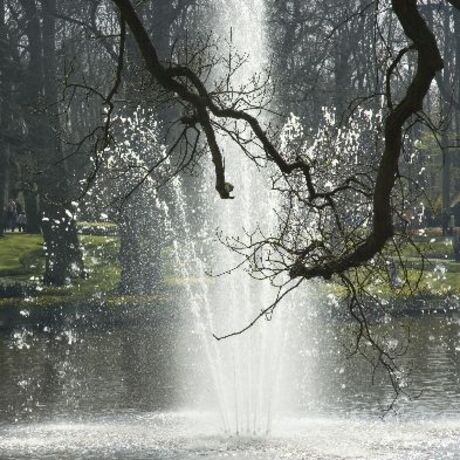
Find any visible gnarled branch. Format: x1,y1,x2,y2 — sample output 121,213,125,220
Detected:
111,0,443,281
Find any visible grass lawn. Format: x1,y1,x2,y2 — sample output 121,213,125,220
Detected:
402,235,455,259
0,233,44,279
0,232,121,308
1,229,460,309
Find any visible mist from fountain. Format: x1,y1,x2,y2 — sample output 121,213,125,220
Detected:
166,0,310,435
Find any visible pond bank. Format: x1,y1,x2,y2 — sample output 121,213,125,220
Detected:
0,293,177,331
2,231,460,331
1,291,459,332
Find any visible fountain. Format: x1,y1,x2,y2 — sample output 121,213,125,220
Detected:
165,0,305,435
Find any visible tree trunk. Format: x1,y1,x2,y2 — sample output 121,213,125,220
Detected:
116,2,179,294
0,147,7,236
441,9,453,235
24,190,41,233
0,0,9,235
19,0,83,283
41,203,83,285
455,7,460,228
118,205,161,295
18,0,43,223
40,0,84,284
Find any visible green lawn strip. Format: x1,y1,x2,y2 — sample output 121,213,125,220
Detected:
0,232,196,310
0,234,43,277
351,267,460,301
2,232,460,310
0,233,121,307
38,234,121,301
401,236,454,259
410,270,460,297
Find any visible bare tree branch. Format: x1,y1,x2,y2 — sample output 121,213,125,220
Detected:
111,0,443,284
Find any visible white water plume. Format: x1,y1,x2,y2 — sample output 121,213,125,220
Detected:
169,0,313,435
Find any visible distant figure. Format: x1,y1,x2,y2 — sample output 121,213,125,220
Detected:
6,199,17,232
17,212,27,232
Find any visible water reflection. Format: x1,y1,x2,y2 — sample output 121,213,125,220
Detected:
0,310,184,423
1,310,460,422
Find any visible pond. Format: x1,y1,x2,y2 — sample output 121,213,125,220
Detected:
0,305,460,459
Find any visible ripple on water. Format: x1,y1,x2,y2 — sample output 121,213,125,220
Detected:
1,412,460,459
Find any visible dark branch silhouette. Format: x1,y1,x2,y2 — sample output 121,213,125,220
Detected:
111,0,445,284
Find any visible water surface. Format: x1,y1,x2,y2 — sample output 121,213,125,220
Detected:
1,309,459,459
